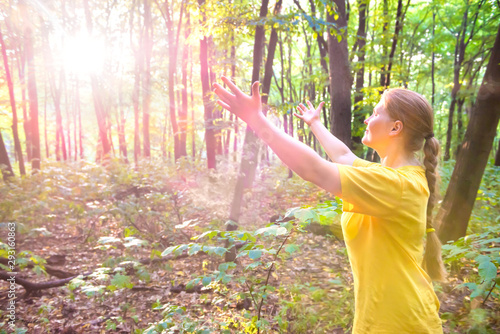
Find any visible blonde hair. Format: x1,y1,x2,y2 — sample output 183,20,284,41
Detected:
382,88,447,281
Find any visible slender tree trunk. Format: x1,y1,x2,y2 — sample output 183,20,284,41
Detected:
327,0,352,147
77,79,83,159
117,83,128,163
437,23,500,243
431,10,436,107
190,50,196,160
0,27,25,175
0,131,14,180
180,13,190,158
199,0,216,168
226,0,271,262
83,0,110,161
445,3,469,161
494,138,500,166
380,0,389,88
24,18,40,170
352,0,368,155
133,59,141,163
142,0,153,158
384,0,409,87
164,0,182,160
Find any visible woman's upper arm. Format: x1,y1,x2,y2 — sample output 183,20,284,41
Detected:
305,160,343,197
336,152,358,166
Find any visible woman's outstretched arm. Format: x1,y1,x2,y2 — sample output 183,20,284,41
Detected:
295,101,358,166
213,76,342,197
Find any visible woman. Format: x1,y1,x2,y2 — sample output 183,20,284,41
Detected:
213,76,446,333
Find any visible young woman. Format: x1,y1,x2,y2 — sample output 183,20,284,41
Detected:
213,76,446,333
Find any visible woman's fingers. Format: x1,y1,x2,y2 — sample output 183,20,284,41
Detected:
317,101,325,111
213,83,236,102
217,100,232,112
297,103,307,113
221,76,243,96
251,81,260,98
293,112,304,120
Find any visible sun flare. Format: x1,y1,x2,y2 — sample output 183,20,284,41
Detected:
62,32,106,75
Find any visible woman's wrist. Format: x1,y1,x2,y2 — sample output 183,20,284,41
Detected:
309,118,324,130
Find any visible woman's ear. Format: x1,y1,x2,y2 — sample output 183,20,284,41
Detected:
390,120,403,136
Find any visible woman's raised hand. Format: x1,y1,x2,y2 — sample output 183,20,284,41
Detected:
294,100,325,126
213,76,262,126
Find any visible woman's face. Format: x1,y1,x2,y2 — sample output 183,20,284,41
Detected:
362,101,397,150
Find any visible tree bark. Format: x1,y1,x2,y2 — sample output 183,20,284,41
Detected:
494,138,500,166
437,23,500,243
0,131,14,180
384,0,410,87
180,12,190,158
0,27,25,176
83,0,111,161
24,15,41,171
199,0,217,169
352,0,368,155
225,0,272,262
142,0,153,158
327,0,352,148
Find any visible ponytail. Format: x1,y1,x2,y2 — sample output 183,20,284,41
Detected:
422,136,447,281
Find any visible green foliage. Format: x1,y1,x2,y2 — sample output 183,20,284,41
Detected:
442,224,500,302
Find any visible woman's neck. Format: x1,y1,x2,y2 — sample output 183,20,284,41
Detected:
377,141,420,169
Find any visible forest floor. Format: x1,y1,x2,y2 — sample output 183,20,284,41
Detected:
0,160,498,333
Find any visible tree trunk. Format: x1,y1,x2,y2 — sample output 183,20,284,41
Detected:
225,0,271,262
131,3,141,164
327,0,352,148
437,23,500,243
0,131,14,180
384,0,409,87
380,0,389,88
179,13,190,158
142,0,153,158
352,0,368,156
199,0,217,169
445,3,469,161
117,83,128,163
24,18,41,171
0,27,25,175
494,138,500,166
77,79,83,159
83,0,111,161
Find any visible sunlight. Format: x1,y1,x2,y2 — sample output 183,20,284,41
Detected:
61,32,106,75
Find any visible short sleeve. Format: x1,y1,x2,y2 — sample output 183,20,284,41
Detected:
337,159,403,218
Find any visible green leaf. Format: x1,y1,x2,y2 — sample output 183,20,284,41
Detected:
202,276,212,286
284,244,300,254
478,261,497,281
123,237,148,248
213,247,227,257
188,243,202,255
245,261,262,271
249,250,262,260
110,274,134,289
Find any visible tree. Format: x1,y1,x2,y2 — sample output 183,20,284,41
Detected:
23,2,41,171
225,0,273,262
83,0,111,161
198,0,217,169
443,0,486,161
142,0,153,158
0,26,25,175
327,0,352,147
0,131,14,180
437,22,500,243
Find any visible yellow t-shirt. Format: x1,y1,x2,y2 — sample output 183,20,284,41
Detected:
336,158,442,334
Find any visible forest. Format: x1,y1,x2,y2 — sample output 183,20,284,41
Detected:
0,0,499,332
